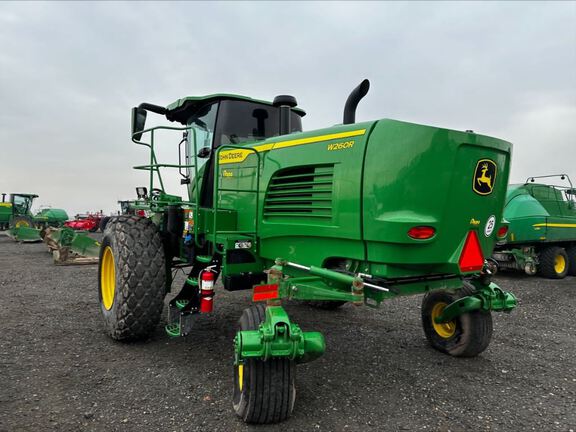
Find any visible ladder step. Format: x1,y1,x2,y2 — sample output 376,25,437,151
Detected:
185,278,198,287
165,323,181,338
165,312,196,337
196,255,212,263
175,299,189,309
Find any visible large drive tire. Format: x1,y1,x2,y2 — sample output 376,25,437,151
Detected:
9,215,35,229
98,215,166,341
99,216,111,232
233,304,296,424
421,284,493,357
565,245,576,277
538,246,569,279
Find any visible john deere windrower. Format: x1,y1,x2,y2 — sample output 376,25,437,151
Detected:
98,80,517,424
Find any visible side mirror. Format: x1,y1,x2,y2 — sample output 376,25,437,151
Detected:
136,186,148,199
131,107,147,141
197,147,211,158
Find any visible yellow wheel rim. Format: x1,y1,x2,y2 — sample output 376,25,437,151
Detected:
15,220,30,228
100,246,116,310
431,302,456,339
238,364,244,392
554,254,566,274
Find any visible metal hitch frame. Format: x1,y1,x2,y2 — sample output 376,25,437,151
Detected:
434,281,517,324
234,305,325,364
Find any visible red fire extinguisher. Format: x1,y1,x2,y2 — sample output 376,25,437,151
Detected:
200,268,216,313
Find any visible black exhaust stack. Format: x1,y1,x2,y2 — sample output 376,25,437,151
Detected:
273,95,298,136
1,193,6,203
343,79,370,125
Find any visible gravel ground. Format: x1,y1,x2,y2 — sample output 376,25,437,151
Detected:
0,233,574,432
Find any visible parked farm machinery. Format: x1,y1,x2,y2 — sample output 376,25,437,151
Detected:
42,227,100,265
98,80,517,424
492,174,576,278
65,212,104,232
1,193,68,242
99,199,149,232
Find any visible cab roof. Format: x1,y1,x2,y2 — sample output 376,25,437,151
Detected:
11,193,38,198
165,93,306,124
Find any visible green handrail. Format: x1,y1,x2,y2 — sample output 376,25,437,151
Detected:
131,125,207,254
132,125,195,197
131,127,262,257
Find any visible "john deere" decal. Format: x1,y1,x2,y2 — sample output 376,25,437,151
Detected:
473,159,497,196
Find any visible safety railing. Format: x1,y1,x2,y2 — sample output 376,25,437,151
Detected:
132,126,199,206
131,128,263,255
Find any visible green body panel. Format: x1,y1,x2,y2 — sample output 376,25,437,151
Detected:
0,203,12,224
500,183,576,245
214,119,511,281
362,121,510,277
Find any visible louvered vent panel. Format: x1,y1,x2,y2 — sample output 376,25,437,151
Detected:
264,165,334,219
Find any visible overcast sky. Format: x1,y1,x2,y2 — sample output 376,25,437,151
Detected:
0,1,575,215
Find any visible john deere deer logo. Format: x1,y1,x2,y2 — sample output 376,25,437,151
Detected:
473,159,497,195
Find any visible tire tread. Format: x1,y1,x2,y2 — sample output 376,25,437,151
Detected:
539,246,569,279
99,216,166,341
233,304,294,424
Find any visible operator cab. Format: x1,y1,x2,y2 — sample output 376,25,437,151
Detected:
132,94,305,206
170,96,304,147
10,194,37,215
179,97,304,206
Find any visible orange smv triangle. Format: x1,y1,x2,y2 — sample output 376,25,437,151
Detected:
459,230,485,273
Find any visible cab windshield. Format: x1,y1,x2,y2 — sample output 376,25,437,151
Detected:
214,100,302,147
13,195,32,213
184,99,304,205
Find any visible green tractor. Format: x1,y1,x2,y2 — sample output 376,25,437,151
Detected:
0,193,68,230
1,193,68,242
98,80,517,424
492,174,576,278
0,193,38,230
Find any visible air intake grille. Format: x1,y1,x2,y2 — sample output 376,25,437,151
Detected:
264,165,334,219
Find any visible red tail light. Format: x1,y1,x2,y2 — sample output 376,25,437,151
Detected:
253,284,279,302
497,226,508,238
408,226,436,240
137,210,146,217
459,230,484,272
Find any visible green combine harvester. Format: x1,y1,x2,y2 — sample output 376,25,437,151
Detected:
98,80,517,424
0,193,68,242
492,174,576,278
